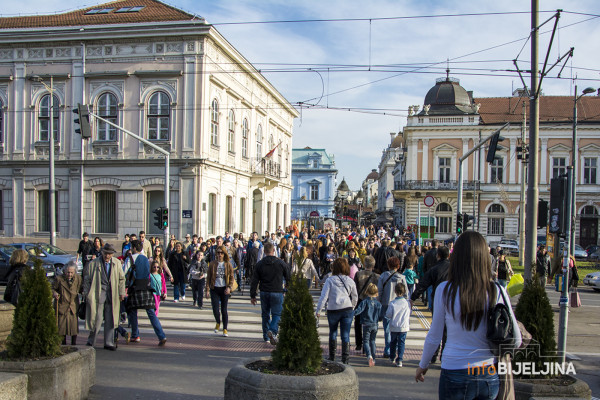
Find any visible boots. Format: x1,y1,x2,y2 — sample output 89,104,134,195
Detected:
341,342,350,364
328,339,337,361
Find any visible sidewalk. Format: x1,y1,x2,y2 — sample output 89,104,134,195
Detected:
89,333,441,400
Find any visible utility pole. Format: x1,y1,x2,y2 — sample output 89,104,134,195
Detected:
524,0,540,280
519,101,527,266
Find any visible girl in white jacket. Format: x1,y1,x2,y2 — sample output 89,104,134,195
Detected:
385,282,411,367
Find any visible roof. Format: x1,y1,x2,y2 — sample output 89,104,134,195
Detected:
0,0,199,29
366,169,379,180
475,95,600,125
292,148,335,166
419,77,478,116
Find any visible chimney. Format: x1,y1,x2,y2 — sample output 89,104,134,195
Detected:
390,132,396,144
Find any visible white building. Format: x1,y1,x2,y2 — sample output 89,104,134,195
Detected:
376,132,406,226
0,0,298,243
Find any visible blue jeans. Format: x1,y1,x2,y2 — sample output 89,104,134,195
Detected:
389,331,407,362
381,304,391,355
173,281,186,300
439,368,499,400
407,284,415,299
306,279,312,289
362,324,377,359
498,279,507,288
427,286,433,311
128,308,166,341
326,309,353,343
260,291,284,340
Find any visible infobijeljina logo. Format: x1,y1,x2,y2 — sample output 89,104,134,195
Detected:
467,342,576,377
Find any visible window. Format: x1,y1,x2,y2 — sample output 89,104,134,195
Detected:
39,94,60,142
208,193,216,234
491,158,504,183
95,190,116,233
97,93,118,141
0,99,3,143
310,184,319,200
239,198,246,233
256,124,263,156
225,195,232,232
552,157,566,178
584,158,597,184
210,99,219,146
439,157,451,183
38,190,58,232
435,202,452,234
148,91,170,140
228,109,235,153
311,159,318,168
487,204,505,235
241,118,249,158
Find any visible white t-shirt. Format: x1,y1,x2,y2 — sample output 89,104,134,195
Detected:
214,262,226,287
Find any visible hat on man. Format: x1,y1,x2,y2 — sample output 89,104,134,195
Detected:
185,234,191,239
102,243,116,254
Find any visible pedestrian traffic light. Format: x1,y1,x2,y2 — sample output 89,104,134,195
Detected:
538,199,548,228
153,207,163,231
161,207,168,230
486,132,506,163
549,177,568,236
73,103,91,139
463,213,475,230
456,212,463,234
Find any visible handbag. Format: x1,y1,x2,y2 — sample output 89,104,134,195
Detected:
487,282,516,356
78,299,87,320
126,286,156,311
570,288,581,308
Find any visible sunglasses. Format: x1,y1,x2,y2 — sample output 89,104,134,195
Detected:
217,251,224,254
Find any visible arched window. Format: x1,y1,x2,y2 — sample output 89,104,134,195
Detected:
582,205,598,215
39,94,60,141
256,124,263,156
97,92,118,141
487,204,505,235
210,99,219,146
148,91,170,140
228,109,235,153
241,118,249,158
435,202,452,233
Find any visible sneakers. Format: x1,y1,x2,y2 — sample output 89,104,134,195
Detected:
182,296,186,301
267,330,278,346
158,338,167,346
132,336,141,343
125,332,131,344
368,357,375,367
214,323,220,333
173,299,179,303
397,361,403,367
223,329,228,337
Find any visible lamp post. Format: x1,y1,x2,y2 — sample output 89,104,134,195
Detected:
570,85,596,255
32,75,56,246
337,178,349,229
356,189,364,228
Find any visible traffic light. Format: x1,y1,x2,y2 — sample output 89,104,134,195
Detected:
456,212,463,234
486,132,506,163
463,213,475,230
73,103,91,139
153,207,163,231
161,207,168,230
538,199,548,228
549,177,568,236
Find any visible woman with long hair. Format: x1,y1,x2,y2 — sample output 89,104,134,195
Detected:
415,231,521,399
280,240,295,270
346,247,362,279
297,246,319,289
206,245,235,337
167,242,189,302
91,237,103,260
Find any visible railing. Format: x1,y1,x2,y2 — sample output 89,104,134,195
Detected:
252,157,281,179
394,180,480,191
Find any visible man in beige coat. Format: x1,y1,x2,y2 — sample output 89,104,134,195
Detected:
83,243,126,350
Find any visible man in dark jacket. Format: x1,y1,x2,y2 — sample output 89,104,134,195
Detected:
421,239,439,307
374,239,396,274
536,245,551,287
77,232,94,272
244,241,260,283
250,242,291,344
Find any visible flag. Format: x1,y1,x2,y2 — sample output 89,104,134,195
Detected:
385,191,391,199
263,141,281,159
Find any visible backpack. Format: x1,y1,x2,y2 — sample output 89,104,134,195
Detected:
487,282,516,356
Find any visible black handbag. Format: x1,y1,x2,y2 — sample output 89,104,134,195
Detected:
3,269,22,307
78,299,86,320
487,282,516,356
126,286,155,311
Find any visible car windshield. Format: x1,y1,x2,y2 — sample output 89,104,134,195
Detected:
575,245,584,251
37,244,69,256
0,246,15,256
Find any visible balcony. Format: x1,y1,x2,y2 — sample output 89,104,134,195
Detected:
394,180,480,191
251,157,282,189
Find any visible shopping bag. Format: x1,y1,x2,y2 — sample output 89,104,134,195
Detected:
506,273,524,297
570,289,581,308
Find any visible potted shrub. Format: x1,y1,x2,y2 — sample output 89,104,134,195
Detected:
224,272,358,399
513,276,591,399
0,259,95,400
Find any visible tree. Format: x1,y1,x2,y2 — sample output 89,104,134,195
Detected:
6,259,62,359
272,272,322,373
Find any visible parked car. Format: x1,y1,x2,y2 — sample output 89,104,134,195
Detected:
583,271,600,292
589,249,600,261
585,245,600,256
0,245,56,284
9,243,82,275
498,239,519,256
559,242,588,260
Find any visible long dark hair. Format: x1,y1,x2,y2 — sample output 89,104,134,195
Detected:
443,231,495,331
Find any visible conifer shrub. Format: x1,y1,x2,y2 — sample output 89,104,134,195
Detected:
271,272,322,373
513,276,556,378
6,259,62,359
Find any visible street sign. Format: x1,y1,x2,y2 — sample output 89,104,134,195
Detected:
424,195,435,208
323,219,336,231
182,210,192,218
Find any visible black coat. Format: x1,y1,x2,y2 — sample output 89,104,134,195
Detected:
410,259,450,308
250,255,291,298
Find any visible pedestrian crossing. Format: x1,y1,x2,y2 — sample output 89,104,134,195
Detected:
117,286,432,351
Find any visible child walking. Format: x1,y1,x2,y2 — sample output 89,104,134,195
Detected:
150,261,163,315
385,282,410,367
353,283,382,367
402,264,418,299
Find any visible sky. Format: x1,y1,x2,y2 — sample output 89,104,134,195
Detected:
3,0,600,190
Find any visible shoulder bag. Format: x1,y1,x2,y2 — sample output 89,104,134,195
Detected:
125,259,155,311
78,298,87,320
337,275,352,301
487,281,516,356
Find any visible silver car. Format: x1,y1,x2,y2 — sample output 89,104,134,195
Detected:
583,271,600,292
10,243,83,275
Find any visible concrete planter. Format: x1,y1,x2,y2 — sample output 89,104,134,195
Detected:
0,302,15,342
0,346,95,400
225,357,358,400
514,375,591,399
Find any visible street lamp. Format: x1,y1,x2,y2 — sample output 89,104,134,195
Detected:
31,75,57,246
570,85,596,255
337,178,349,228
355,189,364,228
